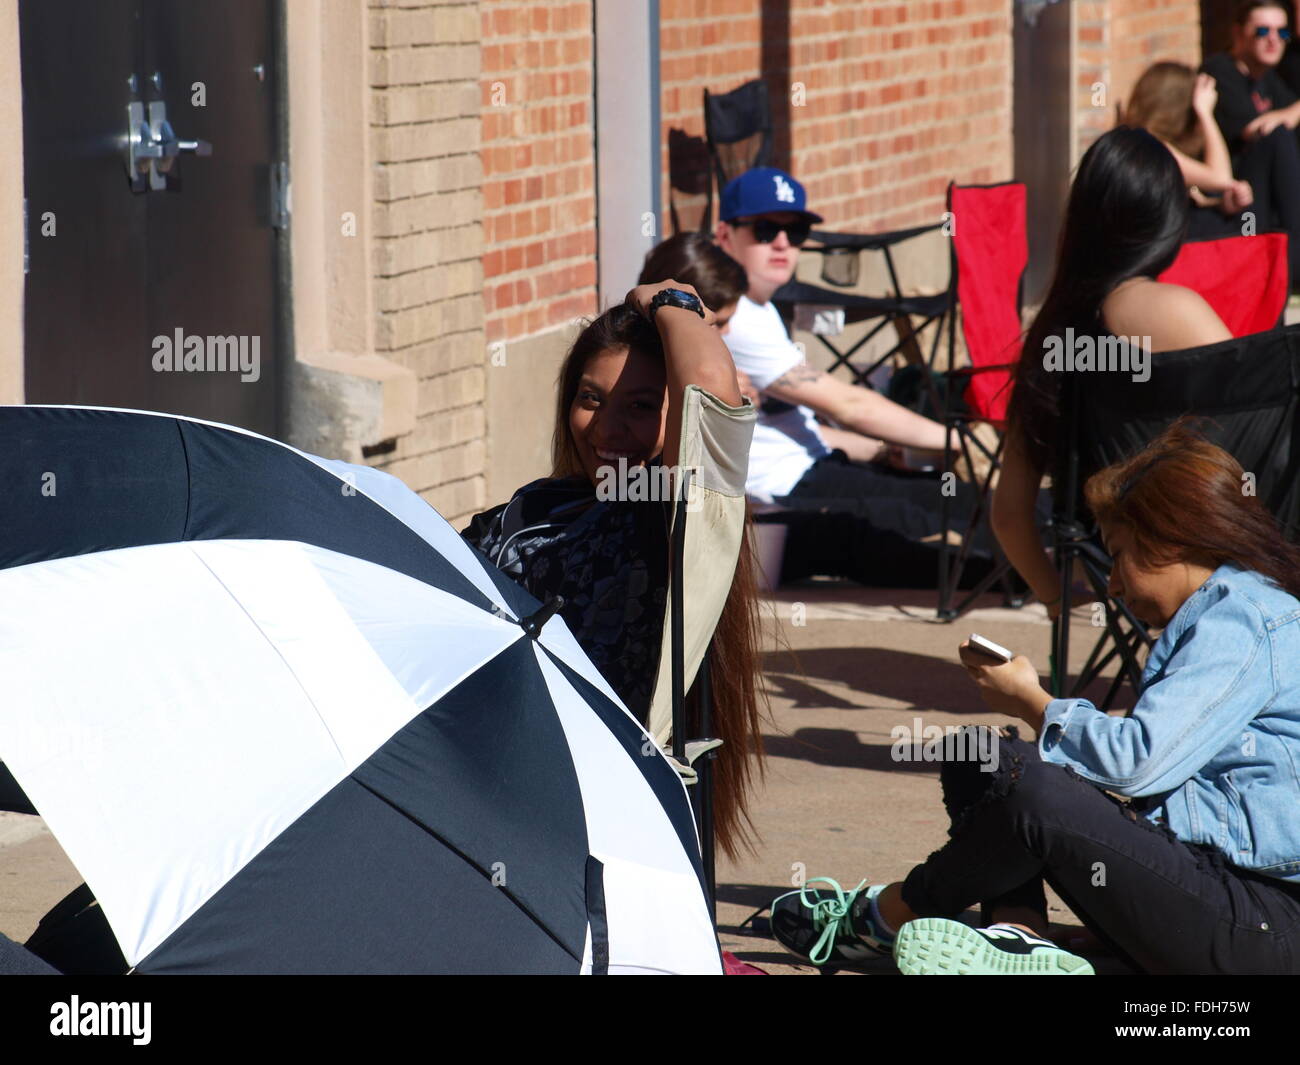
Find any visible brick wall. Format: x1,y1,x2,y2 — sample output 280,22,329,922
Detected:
368,0,487,527
1077,0,1202,157
358,1,1202,526
479,0,597,346
660,0,1015,235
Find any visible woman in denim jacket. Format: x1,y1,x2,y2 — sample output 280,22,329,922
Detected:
771,421,1300,974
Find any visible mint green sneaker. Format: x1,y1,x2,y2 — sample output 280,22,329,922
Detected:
769,878,893,966
893,919,1094,975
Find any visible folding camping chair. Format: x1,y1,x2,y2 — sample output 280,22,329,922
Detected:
1051,324,1300,707
935,222,1288,622
669,472,719,915
933,182,1029,620
771,229,955,390
1050,231,1290,704
1157,231,1290,336
667,127,717,236
703,79,774,206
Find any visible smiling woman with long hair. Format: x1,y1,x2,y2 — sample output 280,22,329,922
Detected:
462,281,765,860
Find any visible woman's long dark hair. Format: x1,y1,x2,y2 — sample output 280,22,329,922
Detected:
1010,126,1189,473
1086,417,1300,600
552,305,766,861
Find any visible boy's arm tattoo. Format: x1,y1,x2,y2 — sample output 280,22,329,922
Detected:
768,365,824,390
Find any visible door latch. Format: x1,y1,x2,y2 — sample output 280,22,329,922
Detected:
125,99,211,192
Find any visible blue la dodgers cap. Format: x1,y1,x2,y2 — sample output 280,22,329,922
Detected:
719,166,823,224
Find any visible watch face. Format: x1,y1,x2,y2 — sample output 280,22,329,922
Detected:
654,288,704,316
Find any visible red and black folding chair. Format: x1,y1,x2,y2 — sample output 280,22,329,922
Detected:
934,181,1029,619
1051,231,1291,706
1052,322,1300,707
1156,231,1289,336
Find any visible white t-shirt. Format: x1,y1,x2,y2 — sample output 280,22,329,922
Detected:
723,295,830,502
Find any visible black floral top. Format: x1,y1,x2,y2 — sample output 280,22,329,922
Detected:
461,476,671,724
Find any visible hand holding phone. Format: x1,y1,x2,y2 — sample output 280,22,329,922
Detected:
966,633,1014,663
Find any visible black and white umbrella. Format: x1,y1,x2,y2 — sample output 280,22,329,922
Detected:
0,406,720,974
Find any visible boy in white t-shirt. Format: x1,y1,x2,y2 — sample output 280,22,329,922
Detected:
716,167,997,587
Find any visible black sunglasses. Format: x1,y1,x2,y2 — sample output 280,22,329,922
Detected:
1254,25,1292,40
735,218,812,246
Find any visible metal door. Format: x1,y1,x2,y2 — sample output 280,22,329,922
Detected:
21,0,281,436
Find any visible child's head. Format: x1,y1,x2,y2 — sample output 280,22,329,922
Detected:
638,233,748,333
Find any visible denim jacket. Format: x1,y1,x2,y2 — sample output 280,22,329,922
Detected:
1041,564,1300,881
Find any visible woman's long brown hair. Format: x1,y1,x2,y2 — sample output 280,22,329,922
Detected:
1085,417,1300,598
552,306,766,861
1123,62,1205,159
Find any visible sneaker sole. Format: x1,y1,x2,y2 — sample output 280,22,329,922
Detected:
893,918,1095,976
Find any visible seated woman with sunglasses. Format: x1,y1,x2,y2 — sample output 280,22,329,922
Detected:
771,421,1300,975
714,167,1004,589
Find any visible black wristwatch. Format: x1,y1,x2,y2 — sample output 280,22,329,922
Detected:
648,287,705,322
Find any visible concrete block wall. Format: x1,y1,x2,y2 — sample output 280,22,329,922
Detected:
368,0,488,528
478,0,599,507
480,0,597,344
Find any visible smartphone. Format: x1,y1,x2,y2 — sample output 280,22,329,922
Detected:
968,632,1014,663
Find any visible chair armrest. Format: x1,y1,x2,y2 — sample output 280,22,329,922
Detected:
808,222,944,251
944,361,1018,378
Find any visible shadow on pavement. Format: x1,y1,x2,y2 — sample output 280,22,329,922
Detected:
762,727,947,772
763,646,982,712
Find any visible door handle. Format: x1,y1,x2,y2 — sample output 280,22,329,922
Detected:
124,98,212,191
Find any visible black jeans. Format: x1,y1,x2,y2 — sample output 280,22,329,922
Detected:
899,727,1300,974
772,451,1000,589
1233,126,1300,286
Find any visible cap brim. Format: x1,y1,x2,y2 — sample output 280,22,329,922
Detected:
721,209,824,225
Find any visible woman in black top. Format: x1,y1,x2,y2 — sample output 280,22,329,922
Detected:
991,127,1231,614
462,282,765,859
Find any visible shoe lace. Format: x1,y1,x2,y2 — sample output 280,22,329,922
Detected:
798,877,868,965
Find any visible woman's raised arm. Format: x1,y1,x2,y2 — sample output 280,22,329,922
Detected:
626,280,745,470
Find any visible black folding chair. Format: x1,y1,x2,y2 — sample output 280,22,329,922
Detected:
1051,325,1300,706
703,79,774,200
667,127,717,236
